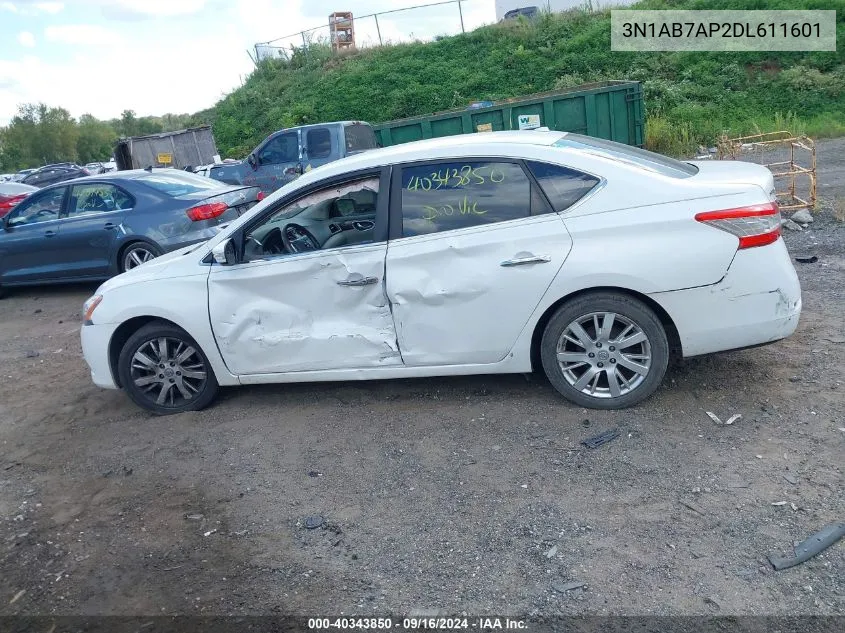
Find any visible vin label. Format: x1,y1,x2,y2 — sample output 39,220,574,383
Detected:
611,10,836,52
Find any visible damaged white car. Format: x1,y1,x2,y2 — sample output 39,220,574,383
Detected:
80,131,801,414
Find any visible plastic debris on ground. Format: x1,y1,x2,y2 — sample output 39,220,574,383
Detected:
768,522,845,571
581,428,620,449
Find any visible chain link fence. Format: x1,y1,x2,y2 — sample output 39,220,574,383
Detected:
252,0,480,63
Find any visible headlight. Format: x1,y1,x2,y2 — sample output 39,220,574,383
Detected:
82,295,103,325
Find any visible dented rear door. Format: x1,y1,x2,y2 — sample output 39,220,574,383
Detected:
385,159,572,366
207,243,399,375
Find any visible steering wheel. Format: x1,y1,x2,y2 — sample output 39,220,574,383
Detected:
281,223,320,253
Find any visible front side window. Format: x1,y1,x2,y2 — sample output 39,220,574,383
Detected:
400,161,537,237
243,176,380,262
7,186,66,226
68,183,134,216
258,133,299,166
306,128,332,159
526,161,600,212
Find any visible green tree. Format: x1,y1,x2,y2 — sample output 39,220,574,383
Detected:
1,102,79,168
116,109,138,136
77,114,118,163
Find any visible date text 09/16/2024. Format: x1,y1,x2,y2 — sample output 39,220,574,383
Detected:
307,617,528,630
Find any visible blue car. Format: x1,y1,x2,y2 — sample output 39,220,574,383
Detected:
0,169,261,296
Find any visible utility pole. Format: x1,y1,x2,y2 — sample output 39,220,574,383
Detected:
458,0,465,33
374,14,383,45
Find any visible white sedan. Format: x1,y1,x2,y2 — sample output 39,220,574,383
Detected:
80,131,801,414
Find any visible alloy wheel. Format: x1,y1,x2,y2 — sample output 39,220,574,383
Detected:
123,246,157,271
556,311,652,399
129,337,208,408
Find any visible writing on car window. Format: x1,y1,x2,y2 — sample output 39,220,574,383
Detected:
400,161,534,237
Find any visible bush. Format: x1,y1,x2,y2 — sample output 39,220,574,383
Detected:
209,0,845,157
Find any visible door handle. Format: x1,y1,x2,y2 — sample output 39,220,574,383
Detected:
500,254,552,267
44,230,56,238
103,223,118,230
337,276,378,287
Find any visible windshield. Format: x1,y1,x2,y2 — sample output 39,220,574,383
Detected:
135,170,228,196
555,134,699,178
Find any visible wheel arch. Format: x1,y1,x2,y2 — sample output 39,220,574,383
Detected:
529,286,682,373
108,316,181,388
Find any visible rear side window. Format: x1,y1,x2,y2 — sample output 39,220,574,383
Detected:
401,161,545,237
527,161,599,212
307,128,332,159
555,134,698,178
344,124,377,152
68,183,134,216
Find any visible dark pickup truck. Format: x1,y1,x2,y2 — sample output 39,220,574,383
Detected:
208,121,378,194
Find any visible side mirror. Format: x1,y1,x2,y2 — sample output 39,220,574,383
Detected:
211,238,237,265
247,153,257,170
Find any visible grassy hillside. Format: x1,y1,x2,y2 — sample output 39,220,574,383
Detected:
209,0,845,157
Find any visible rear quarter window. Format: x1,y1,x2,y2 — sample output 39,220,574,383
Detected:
526,161,600,212
555,134,698,179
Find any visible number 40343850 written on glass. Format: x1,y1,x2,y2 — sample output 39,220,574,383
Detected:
406,165,506,191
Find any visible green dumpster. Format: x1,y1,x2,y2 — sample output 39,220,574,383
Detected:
373,80,644,148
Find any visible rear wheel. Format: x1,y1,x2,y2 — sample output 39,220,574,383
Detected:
118,321,218,415
120,243,161,273
540,292,669,409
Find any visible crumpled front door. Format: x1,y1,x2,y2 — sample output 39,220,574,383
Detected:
207,244,400,376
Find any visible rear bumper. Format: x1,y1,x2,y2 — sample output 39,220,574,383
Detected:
81,323,120,389
649,239,801,358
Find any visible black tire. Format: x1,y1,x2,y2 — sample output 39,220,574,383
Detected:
118,321,218,415
540,292,669,410
119,242,162,273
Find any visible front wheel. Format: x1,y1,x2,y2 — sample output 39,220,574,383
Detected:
540,292,669,409
118,321,218,415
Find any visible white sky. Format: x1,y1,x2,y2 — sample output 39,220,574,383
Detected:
0,0,496,125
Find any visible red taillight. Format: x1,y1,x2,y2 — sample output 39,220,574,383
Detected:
695,202,781,250
256,190,266,201
186,201,228,221
0,193,29,217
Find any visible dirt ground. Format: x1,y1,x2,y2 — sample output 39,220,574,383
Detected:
1,140,843,618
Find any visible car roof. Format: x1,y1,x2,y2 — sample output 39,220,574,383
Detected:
49,169,163,183
267,121,369,136
304,130,567,178
0,182,38,194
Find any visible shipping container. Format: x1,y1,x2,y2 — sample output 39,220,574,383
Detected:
114,126,219,171
374,81,644,148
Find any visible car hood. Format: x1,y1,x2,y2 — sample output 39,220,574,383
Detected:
96,242,210,294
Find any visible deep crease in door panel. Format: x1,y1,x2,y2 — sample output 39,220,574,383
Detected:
211,249,400,374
